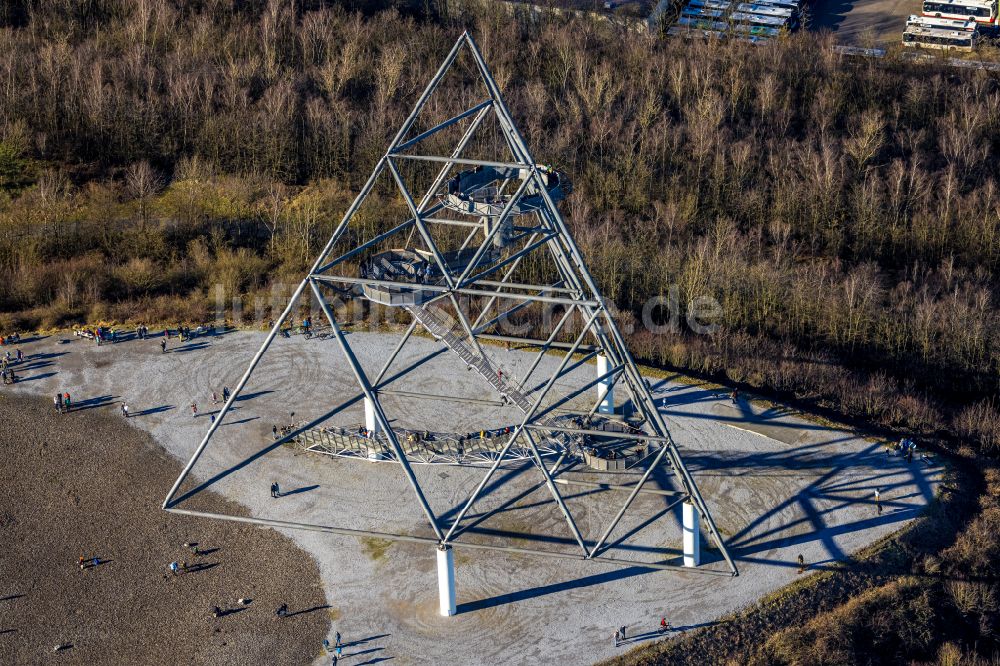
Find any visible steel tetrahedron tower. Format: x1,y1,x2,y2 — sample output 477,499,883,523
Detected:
164,31,737,616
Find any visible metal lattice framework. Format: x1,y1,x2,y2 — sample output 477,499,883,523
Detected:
163,32,738,577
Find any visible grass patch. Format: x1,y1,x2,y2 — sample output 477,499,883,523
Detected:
360,537,393,562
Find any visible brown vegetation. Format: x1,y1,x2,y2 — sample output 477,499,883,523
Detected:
1,4,997,450
1,3,999,662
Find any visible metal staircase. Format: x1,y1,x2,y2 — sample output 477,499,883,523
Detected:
406,303,534,413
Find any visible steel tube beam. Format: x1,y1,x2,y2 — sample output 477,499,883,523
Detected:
163,149,394,508
386,157,456,290
553,478,686,497
520,305,577,386
525,423,668,444
467,32,738,574
390,154,527,170
461,233,557,286
310,279,445,542
456,175,535,285
522,429,588,555
443,309,601,543
476,279,575,294
372,319,418,386
469,232,541,330
423,217,486,228
310,274,601,307
527,363,622,422
388,34,466,149
588,444,672,559
166,507,733,575
314,215,419,275
393,99,493,153
477,333,599,353
403,103,493,248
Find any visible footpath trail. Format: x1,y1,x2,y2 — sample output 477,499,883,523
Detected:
0,394,329,666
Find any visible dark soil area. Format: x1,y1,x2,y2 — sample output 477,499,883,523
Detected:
0,394,329,665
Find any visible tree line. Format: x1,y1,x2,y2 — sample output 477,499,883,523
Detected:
0,1,998,451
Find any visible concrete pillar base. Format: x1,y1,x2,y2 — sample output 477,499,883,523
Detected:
683,501,701,568
437,545,456,617
597,354,615,415
364,396,380,437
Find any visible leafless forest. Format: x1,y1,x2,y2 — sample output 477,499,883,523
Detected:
1,2,998,662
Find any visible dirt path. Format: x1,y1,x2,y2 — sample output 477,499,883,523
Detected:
0,394,329,665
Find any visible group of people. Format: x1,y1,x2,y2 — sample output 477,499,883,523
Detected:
613,620,676,646
322,632,345,663
76,326,119,345
889,437,921,463
167,541,208,578
0,332,21,346
53,392,72,413
0,348,22,384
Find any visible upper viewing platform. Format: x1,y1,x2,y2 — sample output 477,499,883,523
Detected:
440,163,571,217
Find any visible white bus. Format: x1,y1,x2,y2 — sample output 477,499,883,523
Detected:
736,2,795,17
902,23,979,48
677,15,730,29
687,0,733,10
906,13,977,29
922,0,997,27
681,6,727,18
750,0,802,8
733,22,782,36
730,10,789,25
669,26,769,43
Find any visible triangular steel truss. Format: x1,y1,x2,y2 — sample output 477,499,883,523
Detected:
163,32,737,577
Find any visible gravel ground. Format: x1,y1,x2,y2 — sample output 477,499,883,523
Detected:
0,329,942,665
811,0,915,46
0,393,329,665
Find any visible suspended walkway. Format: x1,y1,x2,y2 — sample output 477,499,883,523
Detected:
291,423,562,466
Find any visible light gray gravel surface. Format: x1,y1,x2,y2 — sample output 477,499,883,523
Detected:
0,328,942,665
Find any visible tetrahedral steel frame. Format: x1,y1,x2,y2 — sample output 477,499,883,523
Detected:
162,31,738,577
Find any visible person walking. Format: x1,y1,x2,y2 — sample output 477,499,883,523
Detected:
335,631,341,647
659,617,670,634
271,482,280,498
16,349,22,363
614,629,620,647
731,387,740,404
222,386,230,402
797,553,806,574
121,402,129,418
620,625,627,641
55,393,62,414
64,393,71,413
212,391,218,405
169,561,180,576
160,338,167,353
191,402,198,417
272,425,279,440
875,488,882,515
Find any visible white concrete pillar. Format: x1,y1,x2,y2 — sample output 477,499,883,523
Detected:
597,354,615,415
364,396,381,437
436,545,456,617
683,501,701,568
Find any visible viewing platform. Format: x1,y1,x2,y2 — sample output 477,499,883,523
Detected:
440,164,571,218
